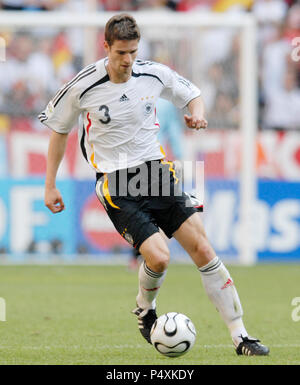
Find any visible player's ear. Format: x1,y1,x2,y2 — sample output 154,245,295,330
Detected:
103,40,110,53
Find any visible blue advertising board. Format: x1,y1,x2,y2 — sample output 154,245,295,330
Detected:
203,179,300,261
257,181,300,261
0,179,75,261
0,178,299,262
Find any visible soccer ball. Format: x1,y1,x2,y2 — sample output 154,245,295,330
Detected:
150,312,196,357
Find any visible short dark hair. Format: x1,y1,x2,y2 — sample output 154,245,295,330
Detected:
105,13,141,46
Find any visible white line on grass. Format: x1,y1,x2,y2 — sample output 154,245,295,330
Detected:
0,344,147,350
1,344,300,350
202,344,300,348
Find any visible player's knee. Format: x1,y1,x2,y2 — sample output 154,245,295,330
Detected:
193,234,212,259
153,255,169,273
140,233,170,273
148,249,170,273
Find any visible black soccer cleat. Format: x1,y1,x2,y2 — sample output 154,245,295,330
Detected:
132,307,157,344
236,336,270,356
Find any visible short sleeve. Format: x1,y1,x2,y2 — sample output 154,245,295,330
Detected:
38,83,81,134
159,66,201,109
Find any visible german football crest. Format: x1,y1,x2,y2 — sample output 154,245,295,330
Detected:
144,102,154,116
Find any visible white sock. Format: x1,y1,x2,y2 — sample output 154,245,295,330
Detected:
136,261,167,311
199,256,248,347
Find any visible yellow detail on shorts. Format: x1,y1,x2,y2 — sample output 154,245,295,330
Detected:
90,144,98,170
161,160,179,185
103,174,120,209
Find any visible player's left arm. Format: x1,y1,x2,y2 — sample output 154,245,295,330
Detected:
184,96,208,130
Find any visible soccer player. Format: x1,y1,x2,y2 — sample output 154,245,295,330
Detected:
39,14,269,356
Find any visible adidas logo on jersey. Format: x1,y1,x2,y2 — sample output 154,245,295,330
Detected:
119,94,129,102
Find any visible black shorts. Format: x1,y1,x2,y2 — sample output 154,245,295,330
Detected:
95,160,197,251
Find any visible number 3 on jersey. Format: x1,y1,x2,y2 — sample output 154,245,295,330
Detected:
99,105,111,124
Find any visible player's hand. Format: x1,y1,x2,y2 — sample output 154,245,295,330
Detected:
184,114,208,130
45,187,65,214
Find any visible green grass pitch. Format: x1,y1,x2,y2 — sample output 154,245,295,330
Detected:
0,263,299,365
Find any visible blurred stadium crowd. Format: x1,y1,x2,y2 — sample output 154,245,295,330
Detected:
0,1,299,260
0,0,299,133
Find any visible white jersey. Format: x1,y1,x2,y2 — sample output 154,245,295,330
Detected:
39,58,201,173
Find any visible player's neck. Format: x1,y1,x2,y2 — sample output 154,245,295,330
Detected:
106,63,131,84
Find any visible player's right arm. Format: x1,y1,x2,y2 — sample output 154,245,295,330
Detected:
44,131,68,213
39,68,87,213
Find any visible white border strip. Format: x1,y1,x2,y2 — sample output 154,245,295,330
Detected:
0,11,255,28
